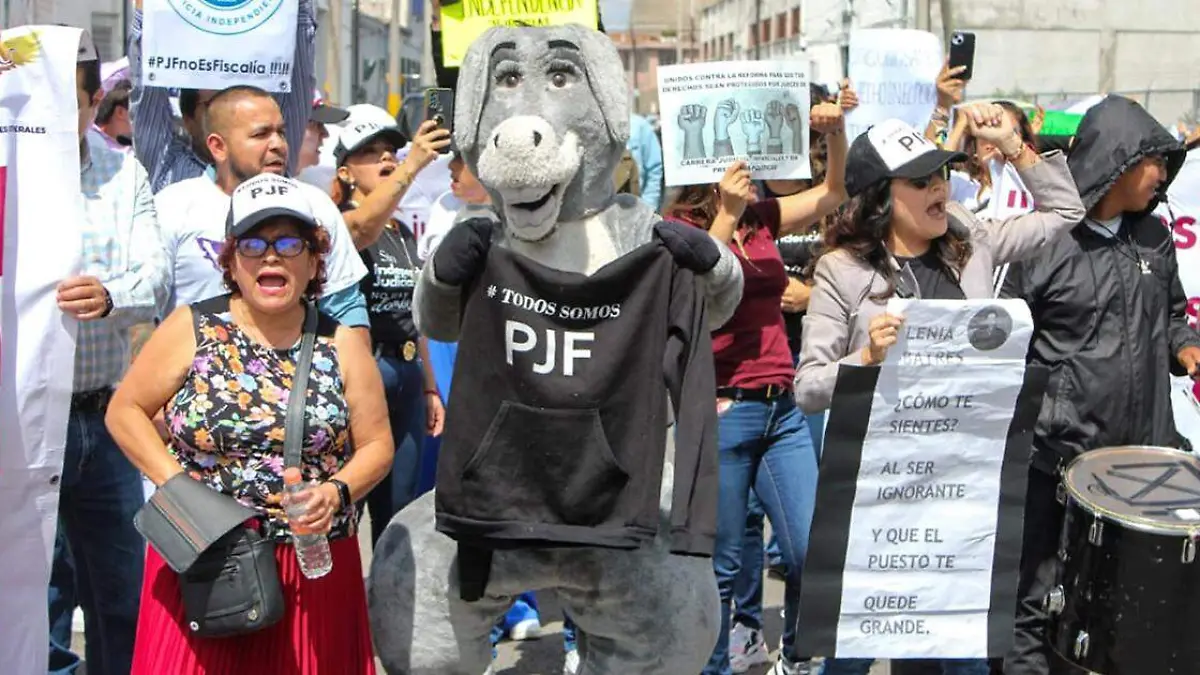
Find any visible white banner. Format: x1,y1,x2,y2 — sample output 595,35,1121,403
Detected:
846,29,943,141
657,60,811,187
1161,150,1200,446
0,25,84,675
141,0,297,92
799,300,1038,659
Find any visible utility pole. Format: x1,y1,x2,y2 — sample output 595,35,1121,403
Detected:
840,0,854,79
754,0,762,59
328,0,343,104
915,0,931,31
387,0,408,117
630,11,639,114
351,0,361,103
940,0,954,50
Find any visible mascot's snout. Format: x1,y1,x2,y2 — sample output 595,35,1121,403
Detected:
476,115,582,242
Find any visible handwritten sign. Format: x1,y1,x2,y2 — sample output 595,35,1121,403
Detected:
1161,150,1200,446
439,0,599,68
799,300,1042,659
846,29,943,140
657,60,811,187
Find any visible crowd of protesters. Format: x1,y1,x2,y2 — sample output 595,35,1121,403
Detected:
31,0,1200,673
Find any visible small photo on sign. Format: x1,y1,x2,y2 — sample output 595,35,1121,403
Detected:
658,60,812,187
966,305,1013,352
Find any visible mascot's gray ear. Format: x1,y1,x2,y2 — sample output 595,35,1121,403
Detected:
563,24,631,146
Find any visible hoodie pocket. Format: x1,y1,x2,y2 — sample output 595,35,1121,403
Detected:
460,401,630,527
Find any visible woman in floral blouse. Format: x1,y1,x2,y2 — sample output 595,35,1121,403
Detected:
106,175,393,674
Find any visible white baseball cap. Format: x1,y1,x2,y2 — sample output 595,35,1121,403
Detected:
334,116,407,167
845,119,967,197
226,174,318,238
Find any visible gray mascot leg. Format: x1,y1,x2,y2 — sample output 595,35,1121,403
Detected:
554,547,720,674
368,491,509,675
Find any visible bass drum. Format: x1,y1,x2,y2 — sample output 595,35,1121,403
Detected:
1046,446,1200,674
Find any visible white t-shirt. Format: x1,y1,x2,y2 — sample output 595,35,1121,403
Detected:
155,175,368,314
422,190,464,260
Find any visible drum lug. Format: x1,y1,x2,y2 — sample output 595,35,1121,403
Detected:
1055,482,1066,505
1074,630,1090,659
1043,585,1065,615
1087,518,1104,546
1184,537,1198,564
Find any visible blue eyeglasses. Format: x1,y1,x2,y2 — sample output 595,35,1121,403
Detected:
235,235,308,258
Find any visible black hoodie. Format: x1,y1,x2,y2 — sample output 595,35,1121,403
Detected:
1002,96,1198,474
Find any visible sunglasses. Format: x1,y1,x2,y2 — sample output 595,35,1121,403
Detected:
905,165,951,190
235,235,308,258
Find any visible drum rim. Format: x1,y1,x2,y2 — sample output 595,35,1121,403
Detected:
1064,445,1200,536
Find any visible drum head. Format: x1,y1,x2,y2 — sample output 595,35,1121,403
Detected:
1064,446,1200,535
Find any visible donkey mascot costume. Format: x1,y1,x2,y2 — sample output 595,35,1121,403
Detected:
368,24,745,674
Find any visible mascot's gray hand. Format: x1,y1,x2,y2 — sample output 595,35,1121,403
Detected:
432,217,496,287
655,219,721,274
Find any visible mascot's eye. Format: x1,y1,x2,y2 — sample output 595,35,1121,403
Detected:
551,72,569,88
497,71,522,88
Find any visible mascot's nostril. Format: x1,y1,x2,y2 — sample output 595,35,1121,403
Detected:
533,131,543,147
493,134,500,149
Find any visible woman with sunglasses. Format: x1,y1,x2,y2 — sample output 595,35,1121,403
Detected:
107,175,394,674
794,107,1085,675
665,100,848,675
331,107,451,544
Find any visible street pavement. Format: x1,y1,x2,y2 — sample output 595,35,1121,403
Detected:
72,515,889,675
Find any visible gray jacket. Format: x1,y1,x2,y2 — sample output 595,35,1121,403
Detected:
794,152,1085,414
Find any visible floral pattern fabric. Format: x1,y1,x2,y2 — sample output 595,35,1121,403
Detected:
167,303,355,541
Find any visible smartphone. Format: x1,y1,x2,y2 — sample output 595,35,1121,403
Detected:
424,87,455,146
948,31,976,81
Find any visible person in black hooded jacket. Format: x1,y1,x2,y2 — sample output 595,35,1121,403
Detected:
1000,95,1200,674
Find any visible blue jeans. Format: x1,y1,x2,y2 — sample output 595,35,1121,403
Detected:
703,396,820,675
822,659,991,675
47,407,145,675
366,354,427,544
733,411,826,631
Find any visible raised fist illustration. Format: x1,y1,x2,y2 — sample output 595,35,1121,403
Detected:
678,104,708,160
741,108,767,154
713,99,740,142
766,100,785,140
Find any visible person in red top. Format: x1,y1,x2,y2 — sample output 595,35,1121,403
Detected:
665,101,849,675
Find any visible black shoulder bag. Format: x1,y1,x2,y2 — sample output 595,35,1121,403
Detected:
134,302,319,638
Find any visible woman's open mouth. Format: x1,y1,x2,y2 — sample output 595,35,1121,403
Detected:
380,165,396,178
926,199,947,218
256,271,289,296
512,186,558,212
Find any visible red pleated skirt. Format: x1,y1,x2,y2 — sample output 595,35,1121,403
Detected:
131,537,376,675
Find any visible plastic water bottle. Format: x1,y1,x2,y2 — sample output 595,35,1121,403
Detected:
283,467,333,579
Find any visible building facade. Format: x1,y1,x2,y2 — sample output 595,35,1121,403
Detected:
613,0,700,115
695,0,1200,125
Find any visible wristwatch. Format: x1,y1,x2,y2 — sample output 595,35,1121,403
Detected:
327,478,351,510
101,288,114,318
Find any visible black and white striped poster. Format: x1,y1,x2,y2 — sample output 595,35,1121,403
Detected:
798,299,1047,659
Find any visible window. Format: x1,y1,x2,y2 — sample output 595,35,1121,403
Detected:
776,13,787,40
660,50,678,67
759,19,770,44
791,7,801,36
90,12,119,61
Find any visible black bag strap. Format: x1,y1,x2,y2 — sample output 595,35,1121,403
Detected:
283,301,318,470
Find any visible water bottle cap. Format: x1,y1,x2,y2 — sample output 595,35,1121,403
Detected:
282,467,303,485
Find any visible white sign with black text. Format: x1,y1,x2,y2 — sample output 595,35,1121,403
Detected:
799,299,1036,660
657,60,811,186
141,0,298,92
